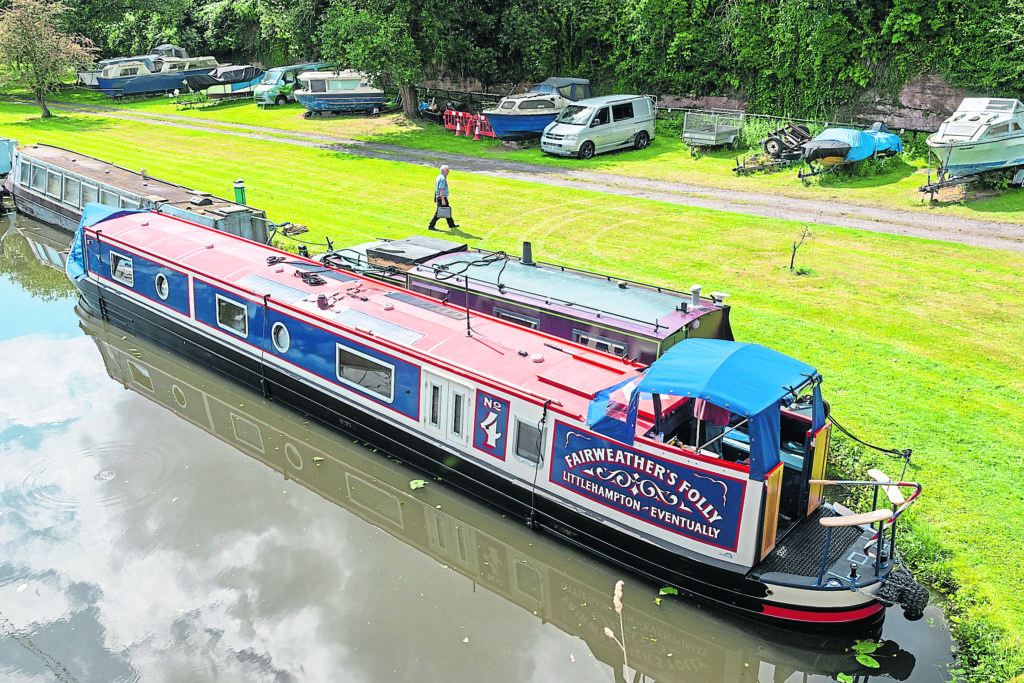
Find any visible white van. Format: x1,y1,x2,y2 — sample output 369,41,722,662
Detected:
541,95,656,159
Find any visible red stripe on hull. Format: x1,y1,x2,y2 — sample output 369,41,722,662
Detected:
761,601,884,624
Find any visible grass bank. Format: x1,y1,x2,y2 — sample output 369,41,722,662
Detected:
2,102,1023,678
15,85,1024,224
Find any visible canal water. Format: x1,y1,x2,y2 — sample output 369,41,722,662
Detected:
0,211,954,682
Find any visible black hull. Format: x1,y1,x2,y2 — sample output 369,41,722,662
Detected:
801,140,852,163
75,280,885,631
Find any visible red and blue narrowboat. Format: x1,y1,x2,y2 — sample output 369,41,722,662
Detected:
65,204,926,628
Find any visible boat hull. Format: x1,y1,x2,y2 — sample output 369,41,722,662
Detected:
484,112,558,141
295,92,384,113
97,69,214,97
70,264,886,630
927,135,1024,177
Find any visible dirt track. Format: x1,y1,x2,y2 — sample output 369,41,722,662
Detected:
36,100,1024,252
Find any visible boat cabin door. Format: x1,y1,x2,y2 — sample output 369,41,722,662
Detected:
422,371,472,447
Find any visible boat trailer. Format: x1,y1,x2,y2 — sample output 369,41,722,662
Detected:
731,122,808,175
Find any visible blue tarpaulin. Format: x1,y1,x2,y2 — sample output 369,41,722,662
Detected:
66,203,148,281
587,339,821,480
814,127,903,163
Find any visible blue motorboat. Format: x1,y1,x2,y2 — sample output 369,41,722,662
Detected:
96,55,219,97
294,70,384,115
483,78,591,141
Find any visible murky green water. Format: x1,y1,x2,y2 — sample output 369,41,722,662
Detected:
0,211,954,682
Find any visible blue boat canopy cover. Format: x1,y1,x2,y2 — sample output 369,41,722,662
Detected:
813,127,903,162
66,203,149,281
587,339,823,480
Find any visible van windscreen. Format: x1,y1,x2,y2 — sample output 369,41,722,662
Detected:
556,105,592,125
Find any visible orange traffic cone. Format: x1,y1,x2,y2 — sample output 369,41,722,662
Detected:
454,116,462,136
473,117,481,141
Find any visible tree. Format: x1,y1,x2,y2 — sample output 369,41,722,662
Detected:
0,0,97,118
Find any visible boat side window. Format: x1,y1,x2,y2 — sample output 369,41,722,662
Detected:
110,252,134,286
310,79,327,93
19,160,29,184
30,164,46,192
63,177,81,207
987,123,1010,136
514,419,543,465
499,101,516,110
336,344,394,402
591,107,610,127
271,322,290,353
328,79,358,90
100,189,119,207
82,184,98,205
154,273,169,300
46,170,62,199
520,99,555,110
572,329,627,357
493,307,540,330
216,294,249,337
122,67,138,77
611,102,634,122
120,197,140,210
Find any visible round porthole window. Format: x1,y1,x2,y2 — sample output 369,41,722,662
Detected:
271,322,290,353
155,273,169,300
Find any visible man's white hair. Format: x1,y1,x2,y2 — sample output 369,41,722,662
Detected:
440,164,450,172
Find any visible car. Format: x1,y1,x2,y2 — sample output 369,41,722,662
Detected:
540,94,656,159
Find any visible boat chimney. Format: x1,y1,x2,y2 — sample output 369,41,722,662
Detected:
233,178,247,205
690,284,702,309
521,241,536,266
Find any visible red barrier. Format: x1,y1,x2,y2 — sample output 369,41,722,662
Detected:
443,110,458,132
476,115,496,139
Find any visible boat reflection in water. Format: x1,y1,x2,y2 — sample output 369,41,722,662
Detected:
78,307,916,682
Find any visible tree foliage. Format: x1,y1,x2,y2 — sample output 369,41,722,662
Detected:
0,0,97,117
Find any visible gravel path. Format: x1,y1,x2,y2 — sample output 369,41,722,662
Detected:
37,99,1024,252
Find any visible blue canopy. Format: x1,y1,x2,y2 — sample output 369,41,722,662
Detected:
587,339,823,480
814,127,903,163
66,203,148,281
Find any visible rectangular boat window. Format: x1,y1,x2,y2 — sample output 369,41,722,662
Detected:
46,170,62,198
311,80,326,93
19,160,29,183
429,383,442,427
82,184,98,205
120,197,140,210
494,307,540,330
611,102,634,121
328,79,358,90
336,345,394,402
514,419,543,465
31,165,46,192
573,329,627,357
987,123,1010,136
62,177,81,207
100,189,119,207
110,252,134,286
215,295,249,337
451,391,465,437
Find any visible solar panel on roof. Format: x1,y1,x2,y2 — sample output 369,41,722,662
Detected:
334,309,425,346
386,291,464,319
237,274,310,303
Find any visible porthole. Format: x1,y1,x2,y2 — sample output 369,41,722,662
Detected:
271,322,290,353
155,273,169,300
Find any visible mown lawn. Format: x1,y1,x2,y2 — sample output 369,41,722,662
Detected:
3,102,1024,678
16,85,1024,224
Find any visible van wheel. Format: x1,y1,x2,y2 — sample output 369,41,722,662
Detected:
634,131,650,150
578,142,596,160
275,95,287,106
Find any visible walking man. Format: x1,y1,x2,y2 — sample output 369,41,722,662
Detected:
428,164,458,231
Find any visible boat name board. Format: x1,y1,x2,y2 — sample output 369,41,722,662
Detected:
550,422,744,551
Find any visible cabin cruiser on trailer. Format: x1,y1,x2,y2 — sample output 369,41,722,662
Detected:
96,55,219,97
294,70,384,115
483,78,592,141
926,98,1024,179
65,205,927,628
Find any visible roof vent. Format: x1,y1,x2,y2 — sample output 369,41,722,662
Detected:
190,195,213,206
690,284,702,308
521,241,536,266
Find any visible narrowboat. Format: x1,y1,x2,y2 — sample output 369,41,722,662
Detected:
4,143,271,242
0,138,13,208
926,98,1024,178
294,70,385,115
253,62,334,106
320,236,733,365
482,78,592,141
65,206,927,628
183,65,265,101
96,55,219,97
799,123,903,176
78,307,919,678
